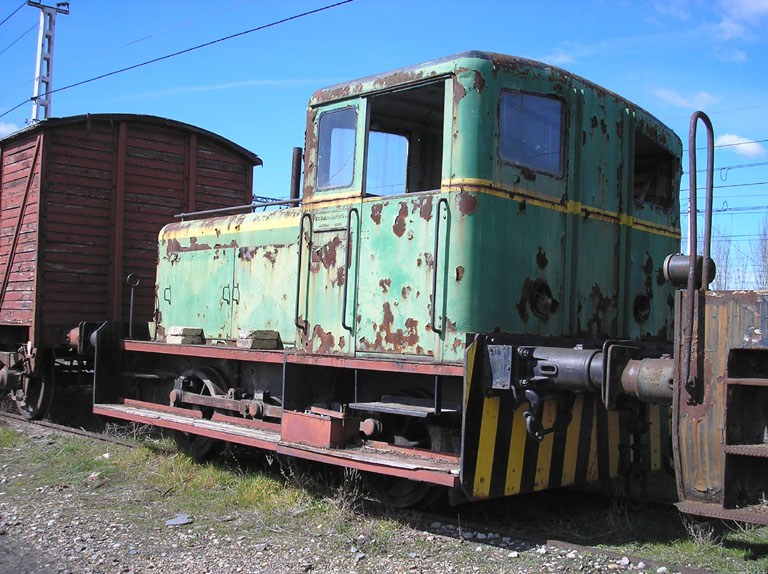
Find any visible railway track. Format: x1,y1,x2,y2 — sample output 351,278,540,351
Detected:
0,410,141,450
1,408,714,574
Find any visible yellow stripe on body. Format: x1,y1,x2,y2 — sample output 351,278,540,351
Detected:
561,394,584,487
444,178,681,239
533,400,558,491
608,410,620,477
472,396,500,498
504,405,528,496
161,214,300,241
650,405,661,471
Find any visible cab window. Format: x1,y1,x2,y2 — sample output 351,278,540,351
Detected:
499,92,563,177
317,106,357,190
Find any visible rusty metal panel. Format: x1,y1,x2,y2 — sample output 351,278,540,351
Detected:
674,290,768,521
156,208,300,345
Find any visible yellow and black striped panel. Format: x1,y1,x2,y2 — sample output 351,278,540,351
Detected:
460,338,668,501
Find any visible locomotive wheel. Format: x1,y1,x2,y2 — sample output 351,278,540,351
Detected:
172,367,225,461
365,475,441,508
14,351,55,421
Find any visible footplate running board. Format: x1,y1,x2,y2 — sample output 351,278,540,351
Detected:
93,401,460,487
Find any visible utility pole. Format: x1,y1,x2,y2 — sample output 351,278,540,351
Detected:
28,1,69,123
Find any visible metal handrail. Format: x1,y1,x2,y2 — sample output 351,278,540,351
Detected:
430,197,449,334
341,207,359,333
294,213,313,333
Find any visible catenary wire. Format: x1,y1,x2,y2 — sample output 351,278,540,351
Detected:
0,1,25,29
0,0,356,120
1,0,256,103
0,23,36,57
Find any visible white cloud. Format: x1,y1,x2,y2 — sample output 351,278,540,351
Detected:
716,0,768,41
723,0,768,20
0,122,20,138
715,133,765,157
651,88,720,109
715,46,747,62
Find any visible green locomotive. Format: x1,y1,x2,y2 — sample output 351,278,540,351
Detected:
89,52,768,523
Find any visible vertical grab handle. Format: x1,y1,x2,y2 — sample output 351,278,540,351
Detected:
430,197,449,335
342,207,359,333
682,111,714,396
294,213,313,333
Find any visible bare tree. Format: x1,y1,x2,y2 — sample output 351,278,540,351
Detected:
750,216,768,290
711,225,732,290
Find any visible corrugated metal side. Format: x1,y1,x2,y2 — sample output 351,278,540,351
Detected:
0,133,43,327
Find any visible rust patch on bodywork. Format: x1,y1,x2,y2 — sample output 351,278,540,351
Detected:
536,247,548,270
371,204,383,225
379,278,391,293
641,252,654,297
521,167,537,181
239,246,257,261
587,284,613,335
312,236,343,271
457,191,477,215
473,70,486,94
393,202,408,237
453,79,466,106
337,266,345,287
359,303,421,353
414,195,433,221
310,324,335,355
456,266,464,282
401,285,412,299
166,237,211,255
263,249,277,265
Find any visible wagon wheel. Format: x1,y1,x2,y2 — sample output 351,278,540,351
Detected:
172,367,226,461
14,351,55,421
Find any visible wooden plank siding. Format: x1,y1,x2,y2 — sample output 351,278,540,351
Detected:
0,133,42,330
0,114,259,350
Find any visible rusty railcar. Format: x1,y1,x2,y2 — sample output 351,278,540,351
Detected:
0,114,260,418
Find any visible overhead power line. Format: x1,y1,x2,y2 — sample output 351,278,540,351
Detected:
0,2,25,29
683,138,768,153
0,23,35,57
0,0,357,119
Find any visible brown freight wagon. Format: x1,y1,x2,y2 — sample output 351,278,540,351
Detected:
0,114,261,419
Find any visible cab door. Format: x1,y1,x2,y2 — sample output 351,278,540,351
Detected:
296,100,364,356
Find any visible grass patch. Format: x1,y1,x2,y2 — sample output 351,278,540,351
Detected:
0,427,23,448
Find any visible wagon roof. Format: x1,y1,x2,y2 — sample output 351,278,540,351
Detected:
0,113,262,166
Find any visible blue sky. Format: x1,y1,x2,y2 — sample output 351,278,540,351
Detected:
1,0,767,285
